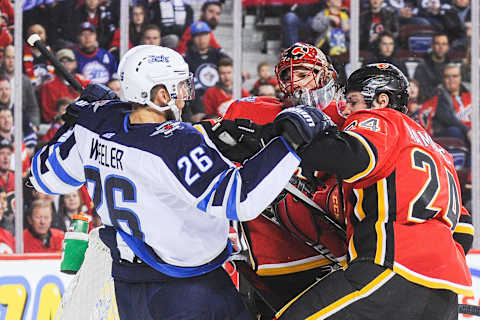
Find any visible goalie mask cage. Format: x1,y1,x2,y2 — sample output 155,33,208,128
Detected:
55,227,120,320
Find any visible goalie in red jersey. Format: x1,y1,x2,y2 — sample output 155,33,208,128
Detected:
200,42,350,318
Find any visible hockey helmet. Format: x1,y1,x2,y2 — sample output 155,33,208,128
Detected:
117,45,195,119
275,42,337,109
345,63,409,114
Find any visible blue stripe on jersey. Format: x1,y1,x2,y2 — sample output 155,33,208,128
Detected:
226,171,239,220
197,169,230,212
123,113,129,133
211,137,296,207
48,144,84,187
31,153,58,195
116,228,232,278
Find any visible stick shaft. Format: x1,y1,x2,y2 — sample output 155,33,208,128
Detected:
30,38,83,93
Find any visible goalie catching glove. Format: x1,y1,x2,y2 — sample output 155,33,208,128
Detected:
273,106,336,151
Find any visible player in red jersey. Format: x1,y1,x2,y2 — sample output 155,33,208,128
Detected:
200,43,349,318
271,63,473,320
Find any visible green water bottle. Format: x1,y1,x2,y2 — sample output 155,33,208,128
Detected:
60,214,89,274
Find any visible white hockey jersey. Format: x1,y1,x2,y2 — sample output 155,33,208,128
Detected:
29,100,300,277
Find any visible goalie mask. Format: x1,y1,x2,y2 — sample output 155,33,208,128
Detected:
275,42,338,109
117,45,195,120
345,63,409,114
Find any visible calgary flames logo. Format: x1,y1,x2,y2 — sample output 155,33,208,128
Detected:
284,43,323,62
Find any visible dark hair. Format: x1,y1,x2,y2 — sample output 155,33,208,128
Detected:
217,57,233,68
433,32,450,44
143,24,161,36
378,31,394,42
201,1,222,12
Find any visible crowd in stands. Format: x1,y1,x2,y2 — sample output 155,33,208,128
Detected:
0,0,474,253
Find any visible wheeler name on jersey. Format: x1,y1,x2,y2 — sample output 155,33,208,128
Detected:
89,137,124,170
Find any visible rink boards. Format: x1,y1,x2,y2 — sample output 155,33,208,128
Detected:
0,253,479,319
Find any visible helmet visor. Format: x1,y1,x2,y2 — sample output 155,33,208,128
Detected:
176,73,195,101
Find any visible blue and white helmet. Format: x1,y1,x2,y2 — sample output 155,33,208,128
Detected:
117,45,194,119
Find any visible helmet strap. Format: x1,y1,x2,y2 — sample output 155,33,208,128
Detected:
145,99,181,121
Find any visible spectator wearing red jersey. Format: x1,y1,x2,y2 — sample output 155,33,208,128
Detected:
0,12,11,51
202,57,249,117
23,24,54,88
41,98,72,143
0,0,13,26
418,63,471,144
0,139,13,193
24,200,64,253
176,1,222,55
0,186,13,253
40,48,89,123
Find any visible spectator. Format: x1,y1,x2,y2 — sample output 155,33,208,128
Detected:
183,21,229,122
419,63,471,144
56,190,86,232
106,78,121,98
311,0,349,56
416,0,464,45
0,79,38,155
141,24,162,46
0,186,12,234
407,78,422,122
384,0,428,26
448,0,471,50
256,82,277,97
0,45,41,127
176,1,222,55
40,48,89,124
281,1,325,48
414,32,450,101
0,186,13,253
130,3,149,46
69,0,116,49
0,138,13,193
360,0,399,51
202,57,249,117
41,98,72,143
362,31,409,76
0,12,12,51
0,0,13,27
24,200,64,253
147,0,193,48
74,22,117,84
250,61,278,95
23,24,54,88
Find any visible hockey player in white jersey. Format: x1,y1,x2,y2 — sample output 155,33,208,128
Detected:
28,45,329,319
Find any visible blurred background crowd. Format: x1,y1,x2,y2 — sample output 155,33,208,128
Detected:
0,0,474,254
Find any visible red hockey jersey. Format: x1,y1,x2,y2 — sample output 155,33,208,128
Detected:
341,108,473,296
224,96,348,275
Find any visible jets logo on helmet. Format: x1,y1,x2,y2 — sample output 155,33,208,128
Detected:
117,45,195,120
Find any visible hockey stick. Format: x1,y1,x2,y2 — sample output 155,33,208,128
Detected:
27,34,84,93
284,182,346,239
459,303,480,316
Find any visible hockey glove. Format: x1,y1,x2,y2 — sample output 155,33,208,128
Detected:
273,106,335,151
203,118,277,163
62,84,119,127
